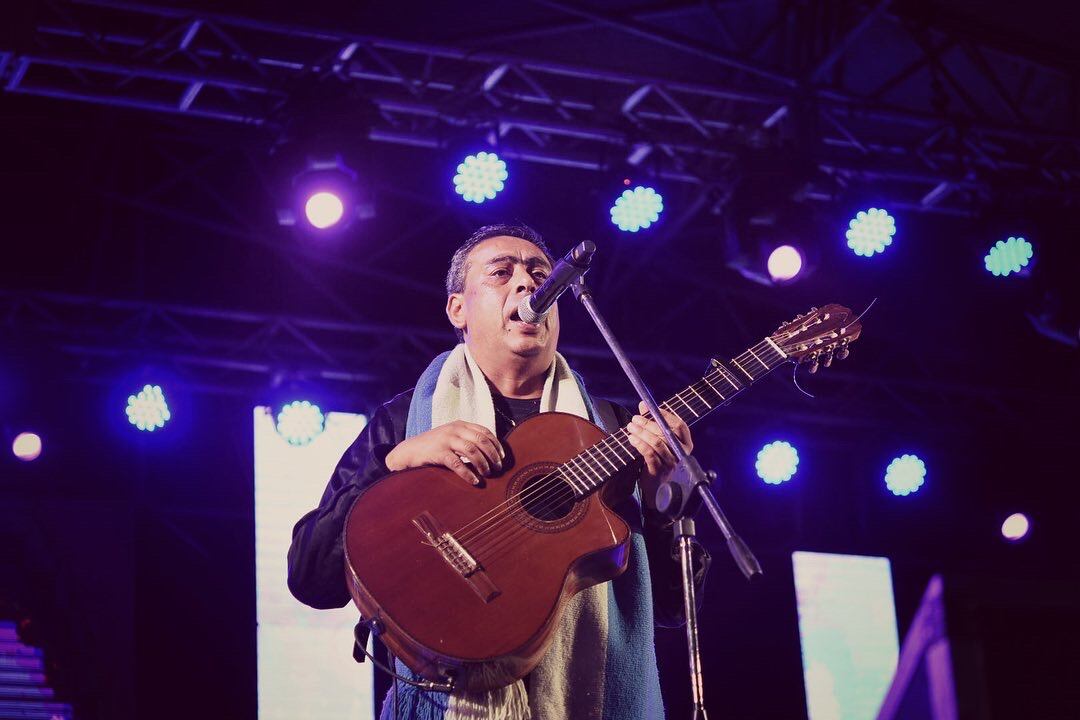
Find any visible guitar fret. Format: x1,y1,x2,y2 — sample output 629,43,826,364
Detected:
606,437,633,465
572,461,595,493
701,376,725,401
745,346,769,371
576,453,602,489
584,446,612,477
675,393,700,418
597,437,619,464
715,363,744,388
610,431,636,460
730,358,755,381
764,336,787,359
688,385,711,409
593,445,620,473
574,458,599,490
559,466,587,494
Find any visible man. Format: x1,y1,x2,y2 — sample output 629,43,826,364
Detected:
288,224,707,719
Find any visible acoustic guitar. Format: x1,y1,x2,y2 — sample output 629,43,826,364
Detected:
343,304,862,692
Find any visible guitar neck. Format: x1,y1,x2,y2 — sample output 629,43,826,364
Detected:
557,337,789,497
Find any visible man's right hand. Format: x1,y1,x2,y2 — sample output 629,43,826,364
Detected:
384,421,505,486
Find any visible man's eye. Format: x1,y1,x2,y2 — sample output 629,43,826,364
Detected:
532,272,548,281
492,269,510,277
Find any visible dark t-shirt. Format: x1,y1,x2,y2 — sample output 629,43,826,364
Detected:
493,394,542,436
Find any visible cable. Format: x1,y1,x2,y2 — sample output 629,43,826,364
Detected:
353,621,455,693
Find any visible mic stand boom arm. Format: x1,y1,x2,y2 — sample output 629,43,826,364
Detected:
571,277,762,720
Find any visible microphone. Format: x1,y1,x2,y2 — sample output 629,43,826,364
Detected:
517,240,596,324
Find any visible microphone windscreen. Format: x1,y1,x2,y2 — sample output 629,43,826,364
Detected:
517,295,547,324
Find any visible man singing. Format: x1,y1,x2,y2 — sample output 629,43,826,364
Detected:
288,224,707,719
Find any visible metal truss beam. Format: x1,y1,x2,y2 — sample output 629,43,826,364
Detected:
0,290,1063,437
1,0,1078,216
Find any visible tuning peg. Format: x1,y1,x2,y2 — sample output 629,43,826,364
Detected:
822,351,834,368
836,346,850,360
807,351,820,374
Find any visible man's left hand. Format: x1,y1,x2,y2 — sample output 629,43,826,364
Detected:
625,401,693,511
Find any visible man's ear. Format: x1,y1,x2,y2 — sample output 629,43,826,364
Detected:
446,293,466,332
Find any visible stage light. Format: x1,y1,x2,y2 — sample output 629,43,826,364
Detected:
453,151,508,204
276,400,325,446
1001,513,1030,542
126,384,171,432
12,432,42,462
984,236,1033,277
884,454,925,496
845,208,895,257
610,186,663,232
277,154,373,233
755,440,799,485
304,191,346,229
767,245,804,282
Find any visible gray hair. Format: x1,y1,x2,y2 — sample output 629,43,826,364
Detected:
446,224,555,341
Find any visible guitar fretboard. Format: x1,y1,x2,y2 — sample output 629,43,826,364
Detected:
557,337,788,497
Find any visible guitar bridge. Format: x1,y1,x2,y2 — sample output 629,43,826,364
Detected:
413,511,501,603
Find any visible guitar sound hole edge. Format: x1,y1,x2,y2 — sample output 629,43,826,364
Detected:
509,463,589,533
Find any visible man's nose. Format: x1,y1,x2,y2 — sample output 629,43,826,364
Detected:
514,268,537,294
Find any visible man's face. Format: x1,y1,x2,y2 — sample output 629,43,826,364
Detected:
447,235,559,362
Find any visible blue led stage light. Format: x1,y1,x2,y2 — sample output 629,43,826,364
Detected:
755,440,799,485
984,236,1033,277
276,400,326,446
884,454,925,496
126,384,171,432
610,186,664,232
453,152,508,204
845,208,896,257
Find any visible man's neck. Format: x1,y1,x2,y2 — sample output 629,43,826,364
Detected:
466,344,549,399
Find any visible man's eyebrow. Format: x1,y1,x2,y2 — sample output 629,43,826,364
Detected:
482,254,552,269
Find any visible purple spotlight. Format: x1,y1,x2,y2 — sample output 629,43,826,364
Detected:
767,245,803,282
12,432,42,462
1001,512,1030,542
304,191,345,229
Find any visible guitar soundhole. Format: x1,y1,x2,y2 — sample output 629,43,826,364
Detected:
519,475,577,522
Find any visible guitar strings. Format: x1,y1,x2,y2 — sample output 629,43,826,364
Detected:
463,342,786,564
454,341,785,560
459,332,822,556
454,339,783,553
451,338,779,547
464,336,841,564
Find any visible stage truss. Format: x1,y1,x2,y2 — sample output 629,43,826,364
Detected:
0,0,1078,218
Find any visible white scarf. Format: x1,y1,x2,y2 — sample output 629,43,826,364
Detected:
431,344,610,720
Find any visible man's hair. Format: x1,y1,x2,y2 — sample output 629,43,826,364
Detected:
446,224,555,341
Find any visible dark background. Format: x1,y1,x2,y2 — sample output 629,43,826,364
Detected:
1,1,1078,718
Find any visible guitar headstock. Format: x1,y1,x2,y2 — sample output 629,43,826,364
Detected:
771,304,862,373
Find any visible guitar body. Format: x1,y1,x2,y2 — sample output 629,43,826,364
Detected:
343,412,634,693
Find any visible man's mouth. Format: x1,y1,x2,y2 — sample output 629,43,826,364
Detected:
508,309,542,329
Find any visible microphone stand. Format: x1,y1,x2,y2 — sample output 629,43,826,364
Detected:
572,278,762,720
